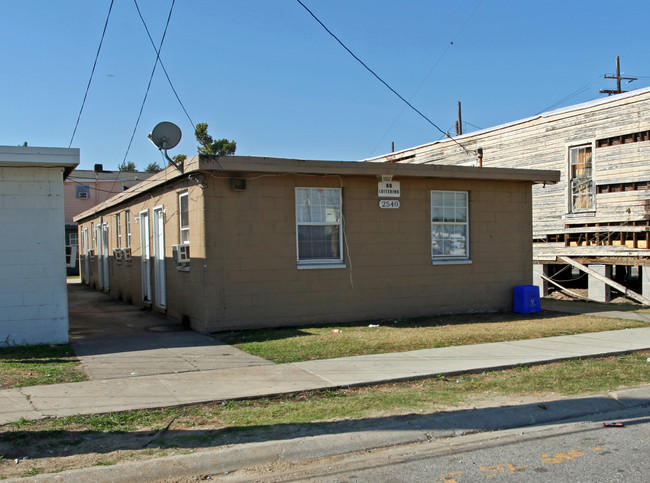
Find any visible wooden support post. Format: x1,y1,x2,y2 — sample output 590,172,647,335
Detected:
558,256,650,305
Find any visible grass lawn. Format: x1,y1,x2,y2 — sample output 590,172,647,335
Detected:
220,311,648,363
1,350,649,479
0,345,87,389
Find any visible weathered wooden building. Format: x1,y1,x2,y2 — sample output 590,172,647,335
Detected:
365,87,650,303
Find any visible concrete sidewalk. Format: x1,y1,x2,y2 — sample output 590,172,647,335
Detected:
2,326,650,425
67,283,271,380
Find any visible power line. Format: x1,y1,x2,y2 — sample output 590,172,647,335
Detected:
463,121,483,131
69,0,115,147
535,84,591,115
122,0,177,166
369,0,484,156
132,0,194,129
295,0,474,156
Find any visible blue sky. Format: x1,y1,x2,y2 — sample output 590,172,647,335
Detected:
2,1,649,171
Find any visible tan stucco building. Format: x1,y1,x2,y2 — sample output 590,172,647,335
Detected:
74,155,558,333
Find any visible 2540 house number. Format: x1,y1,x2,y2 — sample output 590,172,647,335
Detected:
379,200,400,209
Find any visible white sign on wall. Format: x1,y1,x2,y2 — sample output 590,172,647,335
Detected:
378,181,400,197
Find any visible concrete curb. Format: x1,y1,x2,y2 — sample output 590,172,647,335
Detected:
16,385,650,483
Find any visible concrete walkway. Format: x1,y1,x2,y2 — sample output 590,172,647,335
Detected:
67,283,271,380
1,286,650,425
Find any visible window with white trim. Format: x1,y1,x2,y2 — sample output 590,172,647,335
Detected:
431,191,469,260
295,187,343,264
125,210,132,247
116,213,122,248
69,233,78,246
569,145,594,213
75,185,90,199
179,192,190,244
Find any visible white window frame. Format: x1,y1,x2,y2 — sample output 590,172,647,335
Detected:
568,143,595,214
75,184,90,199
295,187,344,268
431,190,470,264
116,213,122,248
179,192,190,245
125,210,132,247
69,232,78,246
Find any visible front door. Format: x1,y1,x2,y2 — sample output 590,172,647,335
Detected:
96,224,103,290
82,228,90,283
153,206,166,309
101,223,110,291
140,210,152,303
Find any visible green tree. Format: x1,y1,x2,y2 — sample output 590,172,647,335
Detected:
118,161,137,172
144,162,162,173
171,154,187,166
194,122,236,156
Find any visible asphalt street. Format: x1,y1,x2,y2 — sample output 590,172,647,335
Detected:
212,406,650,482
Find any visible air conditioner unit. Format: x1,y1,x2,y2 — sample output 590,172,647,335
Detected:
113,248,124,261
172,244,190,263
87,249,95,258
122,247,132,262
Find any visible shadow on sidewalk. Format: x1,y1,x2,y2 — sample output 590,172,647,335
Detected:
66,283,271,380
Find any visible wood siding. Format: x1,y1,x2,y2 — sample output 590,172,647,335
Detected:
367,89,650,239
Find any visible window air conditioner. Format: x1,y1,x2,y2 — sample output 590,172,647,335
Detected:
172,244,190,263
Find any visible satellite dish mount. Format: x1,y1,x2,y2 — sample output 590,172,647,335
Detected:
148,121,183,172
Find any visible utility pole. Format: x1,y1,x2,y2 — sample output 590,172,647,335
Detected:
600,56,637,95
455,101,463,136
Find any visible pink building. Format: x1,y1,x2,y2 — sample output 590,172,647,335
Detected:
64,166,153,274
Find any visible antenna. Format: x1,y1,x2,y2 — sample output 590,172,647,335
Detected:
148,121,183,171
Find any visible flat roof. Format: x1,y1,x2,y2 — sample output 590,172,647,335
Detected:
0,146,80,178
74,155,559,222
67,169,154,188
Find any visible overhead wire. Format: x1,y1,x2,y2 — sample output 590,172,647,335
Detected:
369,0,485,156
295,0,475,156
132,0,194,129
69,0,115,147
535,84,591,115
121,0,177,167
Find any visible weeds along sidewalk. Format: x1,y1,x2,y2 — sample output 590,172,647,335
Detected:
2,327,650,425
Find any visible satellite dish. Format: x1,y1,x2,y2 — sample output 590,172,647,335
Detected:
148,121,182,150
148,121,183,172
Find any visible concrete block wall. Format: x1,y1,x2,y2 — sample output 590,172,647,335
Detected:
75,171,534,334
202,175,533,331
0,166,69,346
77,180,208,329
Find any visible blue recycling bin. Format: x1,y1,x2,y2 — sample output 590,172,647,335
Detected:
513,285,541,314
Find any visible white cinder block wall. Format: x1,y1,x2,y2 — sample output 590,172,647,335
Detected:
0,146,79,347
